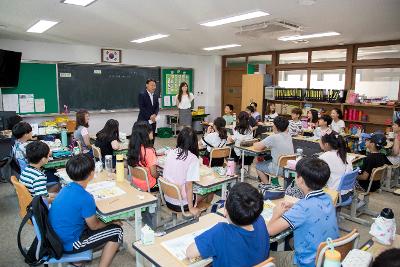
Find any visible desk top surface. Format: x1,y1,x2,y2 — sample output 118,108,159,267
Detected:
368,235,400,258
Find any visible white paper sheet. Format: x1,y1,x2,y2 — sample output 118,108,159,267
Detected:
19,94,35,113
171,95,177,106
86,181,126,200
34,99,45,112
2,94,19,112
163,96,171,106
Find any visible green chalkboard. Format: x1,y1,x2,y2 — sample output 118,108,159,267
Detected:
161,68,193,108
2,63,58,114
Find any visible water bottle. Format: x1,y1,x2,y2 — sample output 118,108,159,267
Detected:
232,113,237,127
61,129,68,147
115,154,124,182
226,158,236,176
323,238,341,267
296,148,303,161
105,155,113,172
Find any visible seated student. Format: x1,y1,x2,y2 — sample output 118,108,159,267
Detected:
12,121,33,171
228,111,254,163
95,119,120,167
250,102,262,122
222,104,235,126
357,133,392,192
265,103,279,121
186,182,269,267
254,116,294,184
388,119,400,165
49,154,123,267
313,114,333,138
307,109,319,129
73,109,92,156
288,107,303,136
245,106,258,130
200,117,227,167
127,122,158,192
163,127,212,217
268,157,339,267
330,108,345,133
19,141,58,202
319,132,352,191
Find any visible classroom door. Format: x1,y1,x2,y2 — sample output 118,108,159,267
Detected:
222,68,246,114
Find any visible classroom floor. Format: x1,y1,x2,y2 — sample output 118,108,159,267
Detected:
1,136,399,267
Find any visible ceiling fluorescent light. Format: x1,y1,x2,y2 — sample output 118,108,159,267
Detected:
27,20,59,33
62,0,97,7
201,11,269,27
203,44,241,51
278,31,340,41
131,34,169,43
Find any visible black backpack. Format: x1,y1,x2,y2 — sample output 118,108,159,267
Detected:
17,196,64,266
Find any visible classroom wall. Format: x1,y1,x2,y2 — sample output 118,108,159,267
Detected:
0,39,222,133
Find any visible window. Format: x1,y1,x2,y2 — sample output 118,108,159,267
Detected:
279,52,308,64
310,69,346,89
248,54,272,64
355,68,400,100
312,49,347,62
357,44,400,60
278,70,308,88
226,57,246,67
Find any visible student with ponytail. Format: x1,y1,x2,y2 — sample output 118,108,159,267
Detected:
318,132,352,191
200,117,227,166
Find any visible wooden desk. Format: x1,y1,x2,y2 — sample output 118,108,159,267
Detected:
367,235,400,258
233,145,270,182
132,213,225,267
157,156,237,200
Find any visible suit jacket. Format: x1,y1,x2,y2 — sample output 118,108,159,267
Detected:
137,90,159,122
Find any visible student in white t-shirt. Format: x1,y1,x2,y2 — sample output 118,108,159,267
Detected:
319,131,352,192
200,117,227,166
314,115,333,139
228,111,254,162
330,108,345,133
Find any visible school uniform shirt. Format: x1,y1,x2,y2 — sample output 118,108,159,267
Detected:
74,126,90,153
94,135,118,157
265,112,278,120
359,152,392,192
201,132,227,152
194,216,270,267
131,146,158,191
19,165,48,197
162,148,200,206
252,112,262,122
319,151,353,191
176,93,194,109
330,120,345,133
288,120,303,136
282,190,339,267
231,128,253,156
313,127,330,139
13,140,28,171
49,182,97,251
223,114,235,125
249,116,257,128
260,132,294,174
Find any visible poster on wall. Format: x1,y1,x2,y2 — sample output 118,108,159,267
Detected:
19,94,35,113
161,68,193,108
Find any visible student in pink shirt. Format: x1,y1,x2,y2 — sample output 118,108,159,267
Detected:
127,122,158,192
163,127,213,217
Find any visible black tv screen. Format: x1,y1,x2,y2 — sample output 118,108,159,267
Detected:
0,49,22,88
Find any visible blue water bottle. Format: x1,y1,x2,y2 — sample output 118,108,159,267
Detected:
61,129,68,147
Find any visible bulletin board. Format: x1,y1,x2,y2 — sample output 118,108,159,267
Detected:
2,63,59,114
161,68,193,108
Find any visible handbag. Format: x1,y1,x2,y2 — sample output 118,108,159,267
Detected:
258,183,285,200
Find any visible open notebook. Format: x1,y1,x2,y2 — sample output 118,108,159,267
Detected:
161,228,212,267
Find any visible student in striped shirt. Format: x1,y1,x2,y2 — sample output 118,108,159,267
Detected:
19,141,57,202
288,107,303,136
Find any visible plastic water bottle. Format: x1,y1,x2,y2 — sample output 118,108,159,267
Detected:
296,148,303,161
61,129,68,147
105,155,113,173
232,113,237,127
115,154,124,182
323,238,341,267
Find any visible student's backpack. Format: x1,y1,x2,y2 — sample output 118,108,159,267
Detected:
17,196,63,266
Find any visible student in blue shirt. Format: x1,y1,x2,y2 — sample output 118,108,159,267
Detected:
49,154,123,267
268,157,339,267
12,121,33,171
186,182,269,267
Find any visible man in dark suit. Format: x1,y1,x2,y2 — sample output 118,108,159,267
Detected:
137,79,159,134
